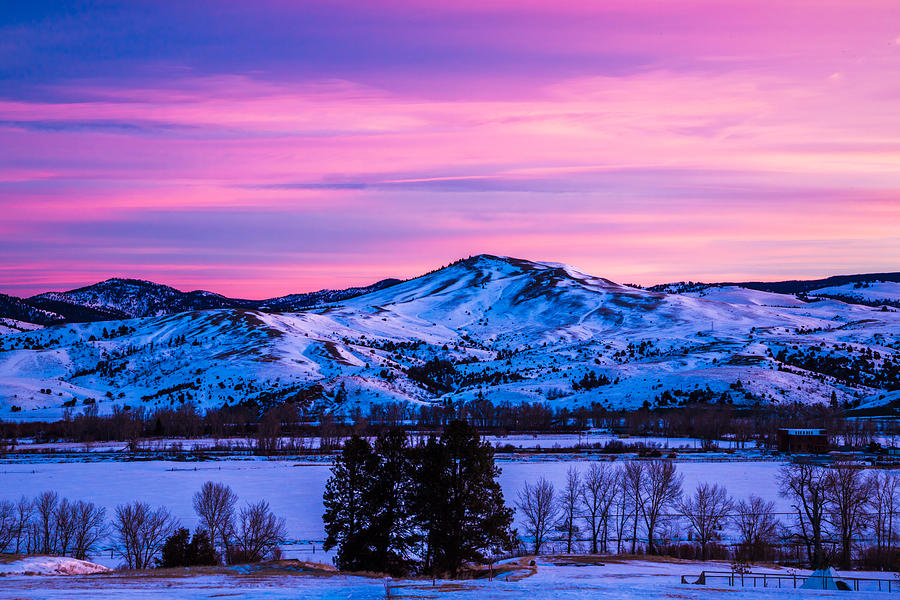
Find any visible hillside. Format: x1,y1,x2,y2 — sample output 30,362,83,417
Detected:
0,278,405,326
0,255,898,420
257,278,402,311
30,279,249,319
0,293,64,325
650,272,900,306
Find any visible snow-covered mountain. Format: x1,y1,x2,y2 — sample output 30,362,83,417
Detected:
1,255,898,420
650,272,900,305
29,279,249,320
1,277,405,325
806,281,900,308
258,278,402,311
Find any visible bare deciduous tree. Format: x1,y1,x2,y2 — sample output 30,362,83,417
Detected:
581,462,619,554
517,478,557,555
193,481,238,553
779,463,829,569
34,491,59,554
826,462,872,569
54,497,78,557
621,461,646,553
733,495,779,563
869,471,899,569
231,501,287,563
71,500,107,560
681,482,732,560
557,467,581,554
0,499,15,552
641,460,683,554
14,496,33,553
256,410,282,455
114,501,179,569
613,470,633,553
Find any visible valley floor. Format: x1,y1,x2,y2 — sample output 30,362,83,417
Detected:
0,454,794,547
1,556,895,600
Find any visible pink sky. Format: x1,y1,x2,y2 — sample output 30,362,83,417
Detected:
2,1,899,297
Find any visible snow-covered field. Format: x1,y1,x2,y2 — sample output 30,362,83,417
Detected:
0,457,791,547
0,556,895,600
811,282,900,305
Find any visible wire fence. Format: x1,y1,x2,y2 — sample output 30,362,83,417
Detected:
683,570,900,592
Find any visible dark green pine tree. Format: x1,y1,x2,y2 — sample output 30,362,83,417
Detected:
415,420,517,576
158,528,217,567
366,428,419,575
322,434,377,571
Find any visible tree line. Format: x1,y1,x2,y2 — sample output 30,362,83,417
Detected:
3,400,893,456
516,460,900,570
0,482,286,569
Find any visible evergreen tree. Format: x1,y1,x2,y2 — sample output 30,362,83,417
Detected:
367,428,419,575
415,420,517,575
323,423,516,576
158,528,217,568
188,529,217,566
322,434,377,571
159,528,191,568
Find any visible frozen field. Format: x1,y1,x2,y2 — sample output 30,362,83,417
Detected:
0,556,895,600
0,457,791,547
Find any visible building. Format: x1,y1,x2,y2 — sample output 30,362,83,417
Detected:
777,428,829,454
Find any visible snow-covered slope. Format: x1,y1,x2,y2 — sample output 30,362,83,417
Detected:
1,255,898,419
0,293,63,326
809,281,900,307
29,278,248,319
0,318,43,335
258,278,402,311
672,286,808,307
6,277,405,323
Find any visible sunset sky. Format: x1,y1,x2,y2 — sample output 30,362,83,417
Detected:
2,1,899,298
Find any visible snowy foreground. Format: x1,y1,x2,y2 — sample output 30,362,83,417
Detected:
0,556,894,600
0,556,109,576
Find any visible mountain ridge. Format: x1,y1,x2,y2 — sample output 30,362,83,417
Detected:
649,272,900,295
4,259,900,327
1,254,898,419
3,276,404,325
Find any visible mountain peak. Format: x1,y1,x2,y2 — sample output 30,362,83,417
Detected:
71,277,177,293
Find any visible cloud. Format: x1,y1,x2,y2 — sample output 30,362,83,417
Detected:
3,2,900,295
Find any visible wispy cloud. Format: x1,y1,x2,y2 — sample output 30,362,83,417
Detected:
2,1,900,295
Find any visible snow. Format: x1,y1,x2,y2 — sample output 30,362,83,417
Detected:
0,457,793,548
1,255,898,419
0,556,894,599
678,286,808,307
811,281,900,305
0,318,43,335
0,556,110,576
